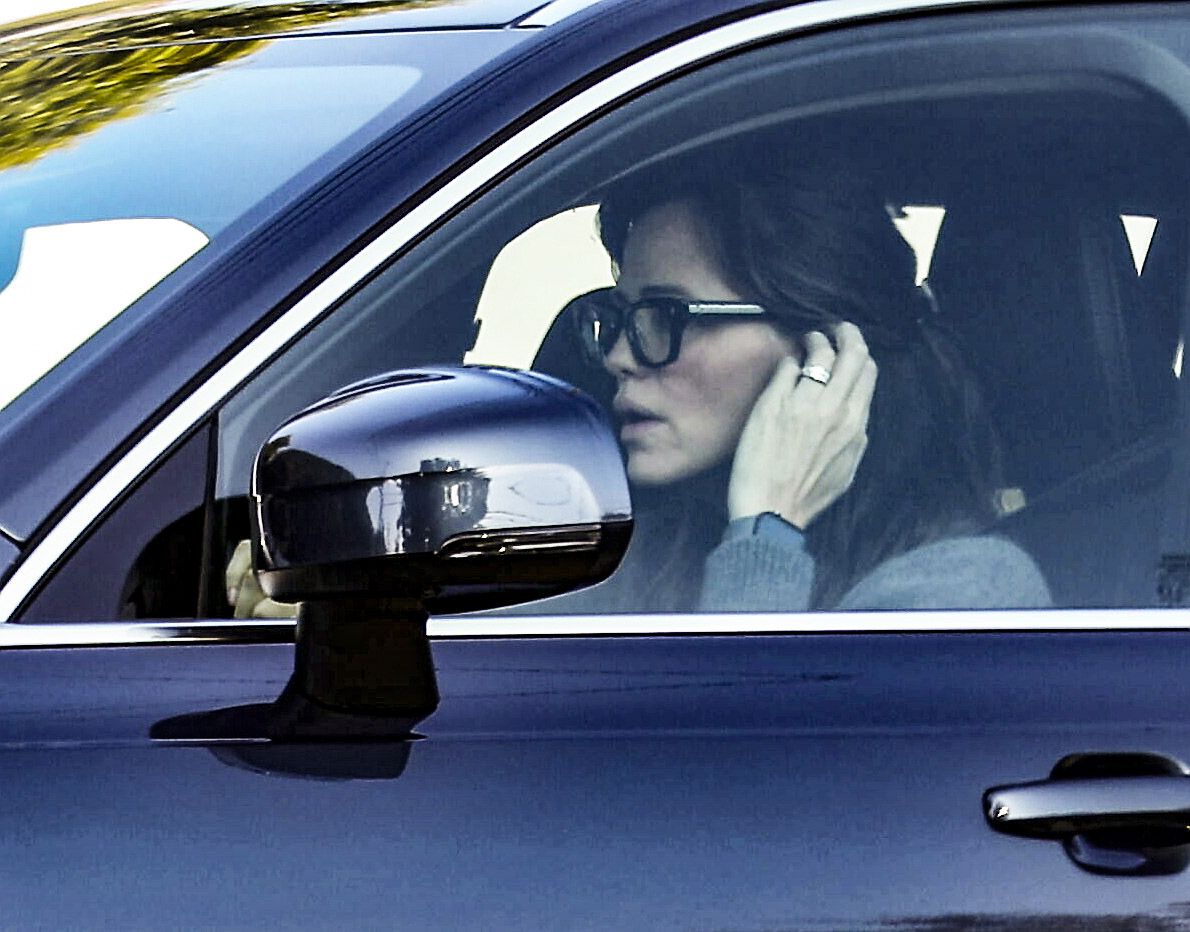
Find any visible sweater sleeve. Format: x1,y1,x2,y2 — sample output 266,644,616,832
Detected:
697,518,816,612
698,523,1052,613
833,535,1052,610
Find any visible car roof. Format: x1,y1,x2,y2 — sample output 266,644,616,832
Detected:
0,0,585,57
0,0,1012,61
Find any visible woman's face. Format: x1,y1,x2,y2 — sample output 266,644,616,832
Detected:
604,198,796,486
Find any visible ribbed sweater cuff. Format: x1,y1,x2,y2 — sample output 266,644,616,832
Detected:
698,532,814,613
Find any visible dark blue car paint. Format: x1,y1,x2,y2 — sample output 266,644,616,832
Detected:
3,630,1190,926
0,536,14,579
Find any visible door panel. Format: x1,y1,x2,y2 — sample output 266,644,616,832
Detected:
3,629,1190,926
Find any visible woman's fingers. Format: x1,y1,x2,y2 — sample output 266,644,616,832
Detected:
796,323,876,425
727,321,877,529
226,537,297,618
252,597,299,619
225,538,252,608
793,325,868,393
796,331,836,390
232,566,266,619
819,322,869,399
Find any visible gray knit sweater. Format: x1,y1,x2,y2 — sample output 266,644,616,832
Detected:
698,517,1052,612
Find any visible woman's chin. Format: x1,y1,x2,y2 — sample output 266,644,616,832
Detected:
626,452,703,487
626,455,675,487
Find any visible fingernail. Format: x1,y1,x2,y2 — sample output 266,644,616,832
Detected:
228,587,238,605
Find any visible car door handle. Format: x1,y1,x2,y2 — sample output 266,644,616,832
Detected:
985,775,1190,838
984,753,1190,875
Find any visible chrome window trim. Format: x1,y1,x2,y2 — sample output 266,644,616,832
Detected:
0,0,1048,623
0,620,295,649
431,609,1190,636
3,608,1190,649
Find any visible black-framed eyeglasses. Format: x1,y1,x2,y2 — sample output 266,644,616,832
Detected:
569,287,768,368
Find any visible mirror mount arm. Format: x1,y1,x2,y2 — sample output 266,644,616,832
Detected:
290,598,438,724
150,599,439,745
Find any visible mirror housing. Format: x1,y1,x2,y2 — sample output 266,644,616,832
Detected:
251,366,632,613
155,367,633,759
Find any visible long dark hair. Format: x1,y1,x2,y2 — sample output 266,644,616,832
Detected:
595,155,1005,609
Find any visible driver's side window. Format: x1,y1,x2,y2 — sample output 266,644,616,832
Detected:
211,12,1190,619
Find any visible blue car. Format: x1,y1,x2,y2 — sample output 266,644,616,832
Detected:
3,0,1190,926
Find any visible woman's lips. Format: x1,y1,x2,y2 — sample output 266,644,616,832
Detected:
620,414,664,442
615,399,663,442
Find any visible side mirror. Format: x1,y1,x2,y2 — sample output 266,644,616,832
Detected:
252,366,631,612
153,367,631,755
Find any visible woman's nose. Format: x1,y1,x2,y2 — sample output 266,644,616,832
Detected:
602,328,639,378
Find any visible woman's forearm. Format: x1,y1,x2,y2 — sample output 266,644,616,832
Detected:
698,514,815,612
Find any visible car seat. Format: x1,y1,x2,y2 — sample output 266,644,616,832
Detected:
929,181,1181,607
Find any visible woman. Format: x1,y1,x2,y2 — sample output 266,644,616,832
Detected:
566,158,1050,612
228,159,1051,617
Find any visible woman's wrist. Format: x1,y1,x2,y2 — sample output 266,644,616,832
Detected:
726,478,812,529
728,501,807,529
725,511,806,542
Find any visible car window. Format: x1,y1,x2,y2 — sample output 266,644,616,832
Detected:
207,6,1190,619
464,206,614,370
0,10,510,421
23,5,1190,621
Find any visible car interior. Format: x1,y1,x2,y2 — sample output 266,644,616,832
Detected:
19,15,1190,620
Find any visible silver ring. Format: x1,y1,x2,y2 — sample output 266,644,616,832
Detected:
800,365,832,386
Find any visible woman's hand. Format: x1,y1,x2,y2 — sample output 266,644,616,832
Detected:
225,539,297,619
727,322,877,529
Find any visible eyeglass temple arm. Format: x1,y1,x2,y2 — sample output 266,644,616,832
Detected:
687,302,766,315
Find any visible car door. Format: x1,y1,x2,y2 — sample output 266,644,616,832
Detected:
6,1,1190,928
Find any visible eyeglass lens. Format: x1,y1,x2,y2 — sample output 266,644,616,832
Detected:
631,303,673,363
576,292,677,366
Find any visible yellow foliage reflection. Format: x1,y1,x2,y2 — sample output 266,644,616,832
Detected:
0,2,435,170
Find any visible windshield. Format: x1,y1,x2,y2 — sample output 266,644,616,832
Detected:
0,17,439,416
